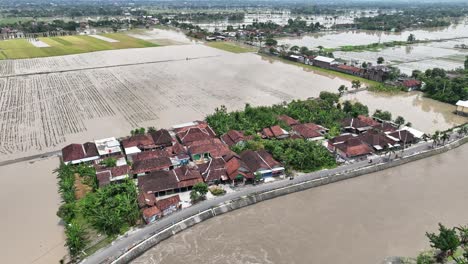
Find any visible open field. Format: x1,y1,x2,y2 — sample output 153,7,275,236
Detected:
206,41,256,53
0,45,351,162
0,34,157,60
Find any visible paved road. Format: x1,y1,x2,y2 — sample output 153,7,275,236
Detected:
81,134,466,264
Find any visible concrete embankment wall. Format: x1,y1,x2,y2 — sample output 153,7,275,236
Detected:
112,137,468,264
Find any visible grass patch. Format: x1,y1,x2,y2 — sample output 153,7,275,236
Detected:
368,84,405,94
207,41,256,53
0,34,158,60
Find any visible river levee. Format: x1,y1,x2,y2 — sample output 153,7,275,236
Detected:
133,144,468,264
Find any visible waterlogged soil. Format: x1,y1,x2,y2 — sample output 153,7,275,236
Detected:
127,28,200,45
0,156,67,264
133,144,468,264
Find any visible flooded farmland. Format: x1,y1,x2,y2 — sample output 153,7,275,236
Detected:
0,45,352,162
134,144,468,264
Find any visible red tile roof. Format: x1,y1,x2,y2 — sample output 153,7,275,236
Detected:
334,138,374,157
262,125,288,139
277,115,300,126
155,195,181,212
83,142,99,157
221,130,245,146
341,115,379,130
388,130,416,144
328,134,355,145
62,144,86,162
336,64,362,73
122,134,156,150
150,129,173,147
197,157,228,182
402,79,421,88
132,157,172,174
142,206,161,219
292,123,325,139
188,138,231,158
138,192,156,208
240,149,282,173
174,121,217,144
96,171,111,187
358,130,397,149
133,149,170,162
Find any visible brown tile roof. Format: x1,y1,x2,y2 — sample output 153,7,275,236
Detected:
188,138,231,158
341,115,379,130
138,170,179,194
225,155,254,180
96,171,111,188
122,134,156,150
197,157,228,182
328,134,355,145
170,142,186,155
62,144,86,162
142,206,161,219
150,129,173,147
174,121,216,144
277,115,300,126
402,79,421,88
292,123,325,139
240,149,282,173
132,157,172,174
155,195,181,212
221,130,245,146
133,149,170,162
262,125,288,139
138,192,156,208
372,122,397,133
335,138,374,157
388,130,416,144
83,142,99,157
358,130,397,149
337,64,362,73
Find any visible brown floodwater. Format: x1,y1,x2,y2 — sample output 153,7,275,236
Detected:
133,144,468,264
341,91,467,134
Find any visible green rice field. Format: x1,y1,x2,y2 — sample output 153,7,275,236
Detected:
0,33,157,60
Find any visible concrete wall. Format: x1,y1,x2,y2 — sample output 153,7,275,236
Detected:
111,137,468,264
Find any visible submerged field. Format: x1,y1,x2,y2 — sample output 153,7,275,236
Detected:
0,33,157,59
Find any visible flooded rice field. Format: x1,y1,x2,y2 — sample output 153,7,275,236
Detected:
0,45,351,162
127,28,200,45
277,22,468,49
0,157,66,264
134,144,468,264
341,91,467,133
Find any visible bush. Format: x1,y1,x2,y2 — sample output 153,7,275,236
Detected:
65,220,87,257
209,187,226,196
100,157,117,168
57,203,76,223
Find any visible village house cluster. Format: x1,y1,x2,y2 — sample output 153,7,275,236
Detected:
61,121,285,224
61,115,422,224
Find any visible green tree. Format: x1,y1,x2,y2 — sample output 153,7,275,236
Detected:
373,109,392,121
65,220,87,257
319,91,340,104
264,38,277,46
351,80,362,90
147,126,157,133
100,157,117,168
377,56,385,64
440,132,450,145
361,62,368,68
407,33,416,42
338,85,347,96
190,182,209,203
290,45,300,52
431,131,441,147
457,225,468,245
416,251,436,264
465,56,468,70
426,223,460,258
300,46,309,55
394,116,405,128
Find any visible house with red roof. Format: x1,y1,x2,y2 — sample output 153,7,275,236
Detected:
173,121,217,145
138,166,203,197
341,115,380,134
121,134,157,161
387,130,417,145
197,157,228,184
62,142,100,165
149,129,174,148
262,125,289,139
221,130,248,147
131,156,173,175
240,149,284,178
333,137,374,159
291,123,327,141
187,138,232,164
141,195,181,224
400,79,422,91
358,129,399,151
95,165,131,188
277,115,300,126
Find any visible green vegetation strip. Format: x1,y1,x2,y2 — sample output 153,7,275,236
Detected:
0,34,157,60
206,41,256,53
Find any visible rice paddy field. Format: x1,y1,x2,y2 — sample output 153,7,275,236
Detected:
0,33,157,60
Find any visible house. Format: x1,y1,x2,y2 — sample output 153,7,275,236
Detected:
197,157,228,184
132,149,170,162
62,142,99,165
333,64,363,76
456,100,468,116
400,79,422,91
358,129,399,151
288,54,305,63
142,206,162,224
327,134,355,152
240,149,284,178
138,191,156,208
341,115,380,134
333,137,374,159
141,195,181,224
225,155,254,183
364,65,391,82
155,195,181,217
138,166,203,197
221,130,247,147
121,134,157,161
132,157,173,175
388,130,417,146
173,121,217,145
96,165,131,187
262,125,289,139
277,115,300,126
187,138,231,163
400,126,425,140
291,123,327,141
313,56,336,69
372,121,398,133
94,137,122,157
150,129,173,148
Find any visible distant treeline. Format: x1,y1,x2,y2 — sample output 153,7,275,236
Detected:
172,12,245,22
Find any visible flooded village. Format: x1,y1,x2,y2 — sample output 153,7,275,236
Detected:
0,1,467,264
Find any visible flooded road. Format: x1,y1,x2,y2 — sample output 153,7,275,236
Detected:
133,144,468,264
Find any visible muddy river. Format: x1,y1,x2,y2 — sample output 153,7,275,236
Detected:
134,144,468,264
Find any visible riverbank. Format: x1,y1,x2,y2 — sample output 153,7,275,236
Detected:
82,134,468,264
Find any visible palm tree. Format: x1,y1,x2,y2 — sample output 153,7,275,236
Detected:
351,80,362,91
431,131,441,147
458,125,468,137
440,132,450,145
338,85,348,96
